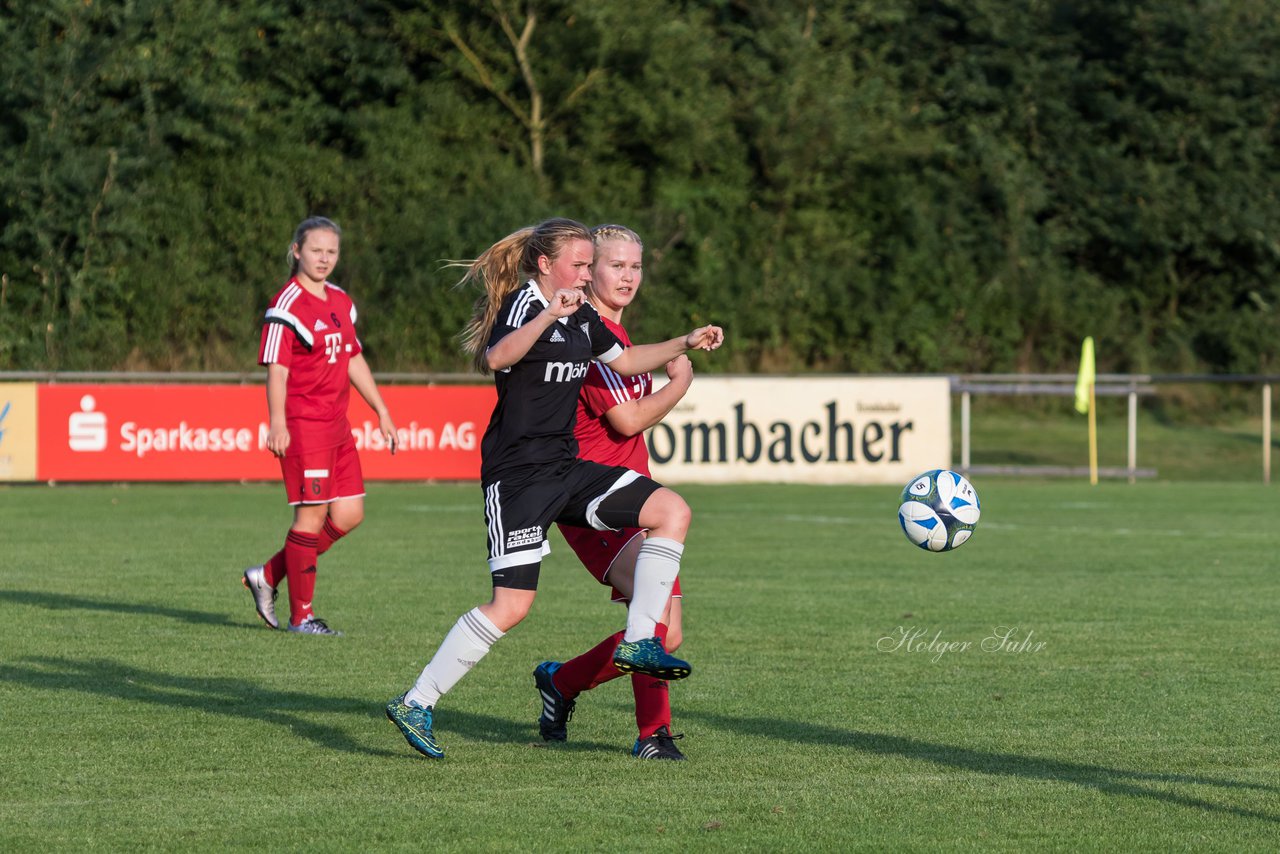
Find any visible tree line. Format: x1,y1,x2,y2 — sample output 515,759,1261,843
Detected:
2,0,1277,375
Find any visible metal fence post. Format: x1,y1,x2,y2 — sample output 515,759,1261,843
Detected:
1264,384,1272,485
1128,388,1137,485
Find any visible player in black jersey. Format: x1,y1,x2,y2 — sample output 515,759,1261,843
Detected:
386,218,722,759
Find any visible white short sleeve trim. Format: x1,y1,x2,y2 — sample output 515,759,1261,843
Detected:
595,343,624,364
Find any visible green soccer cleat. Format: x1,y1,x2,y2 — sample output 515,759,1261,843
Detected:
612,636,692,680
385,695,444,759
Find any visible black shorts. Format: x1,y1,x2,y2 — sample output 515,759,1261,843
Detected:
482,460,659,573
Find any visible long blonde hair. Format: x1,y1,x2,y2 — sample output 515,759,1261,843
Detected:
456,217,592,373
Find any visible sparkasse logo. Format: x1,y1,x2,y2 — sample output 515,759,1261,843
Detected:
68,395,108,452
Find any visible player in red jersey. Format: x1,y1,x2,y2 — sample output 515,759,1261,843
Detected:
242,216,398,636
537,224,694,759
385,218,723,760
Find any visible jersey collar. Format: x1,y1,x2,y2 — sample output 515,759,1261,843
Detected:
523,279,548,308
290,275,331,301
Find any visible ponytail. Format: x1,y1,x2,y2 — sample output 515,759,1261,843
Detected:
454,218,592,374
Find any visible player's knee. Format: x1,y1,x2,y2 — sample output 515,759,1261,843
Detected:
491,607,529,632
654,491,691,537
665,625,684,651
292,506,328,534
485,561,540,632
483,595,534,632
327,500,364,532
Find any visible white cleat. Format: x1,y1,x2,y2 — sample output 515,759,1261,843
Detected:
242,565,279,629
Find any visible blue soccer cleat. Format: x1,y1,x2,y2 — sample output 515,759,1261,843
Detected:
286,615,342,636
613,637,691,680
385,694,444,759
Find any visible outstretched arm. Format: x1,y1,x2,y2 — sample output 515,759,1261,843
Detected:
607,324,723,378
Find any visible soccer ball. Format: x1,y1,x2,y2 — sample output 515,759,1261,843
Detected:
897,469,981,552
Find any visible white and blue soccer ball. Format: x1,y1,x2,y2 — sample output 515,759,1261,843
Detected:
897,469,981,552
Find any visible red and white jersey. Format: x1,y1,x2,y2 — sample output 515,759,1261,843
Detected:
258,278,362,454
572,316,652,475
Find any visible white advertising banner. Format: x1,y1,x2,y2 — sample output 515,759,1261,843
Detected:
646,376,951,485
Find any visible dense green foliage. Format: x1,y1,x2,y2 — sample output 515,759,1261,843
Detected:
2,0,1278,374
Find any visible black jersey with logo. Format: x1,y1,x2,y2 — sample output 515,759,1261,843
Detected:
480,280,624,485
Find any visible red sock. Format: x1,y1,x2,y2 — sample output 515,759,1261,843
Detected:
262,548,286,587
320,518,347,554
262,520,346,587
553,630,626,698
633,623,672,738
283,529,319,626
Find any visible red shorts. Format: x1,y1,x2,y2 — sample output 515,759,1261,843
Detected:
557,523,684,604
279,438,365,505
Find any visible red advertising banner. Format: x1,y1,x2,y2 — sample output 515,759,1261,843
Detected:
36,384,494,482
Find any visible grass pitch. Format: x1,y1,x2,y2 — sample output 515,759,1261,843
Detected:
2,480,1278,851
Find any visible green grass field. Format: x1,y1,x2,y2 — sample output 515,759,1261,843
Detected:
2,480,1278,851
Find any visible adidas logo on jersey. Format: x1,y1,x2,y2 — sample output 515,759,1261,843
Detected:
549,328,565,343
313,319,329,331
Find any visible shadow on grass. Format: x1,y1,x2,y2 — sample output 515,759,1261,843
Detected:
0,656,405,757
683,709,1279,823
0,655,580,759
0,590,597,756
0,589,242,628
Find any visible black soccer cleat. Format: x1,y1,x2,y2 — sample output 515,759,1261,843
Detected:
533,660,576,742
632,725,686,760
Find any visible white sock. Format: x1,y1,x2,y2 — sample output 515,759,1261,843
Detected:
624,537,683,642
405,607,504,708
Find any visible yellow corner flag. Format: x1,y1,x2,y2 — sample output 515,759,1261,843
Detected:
1074,336,1096,415
1075,336,1098,484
